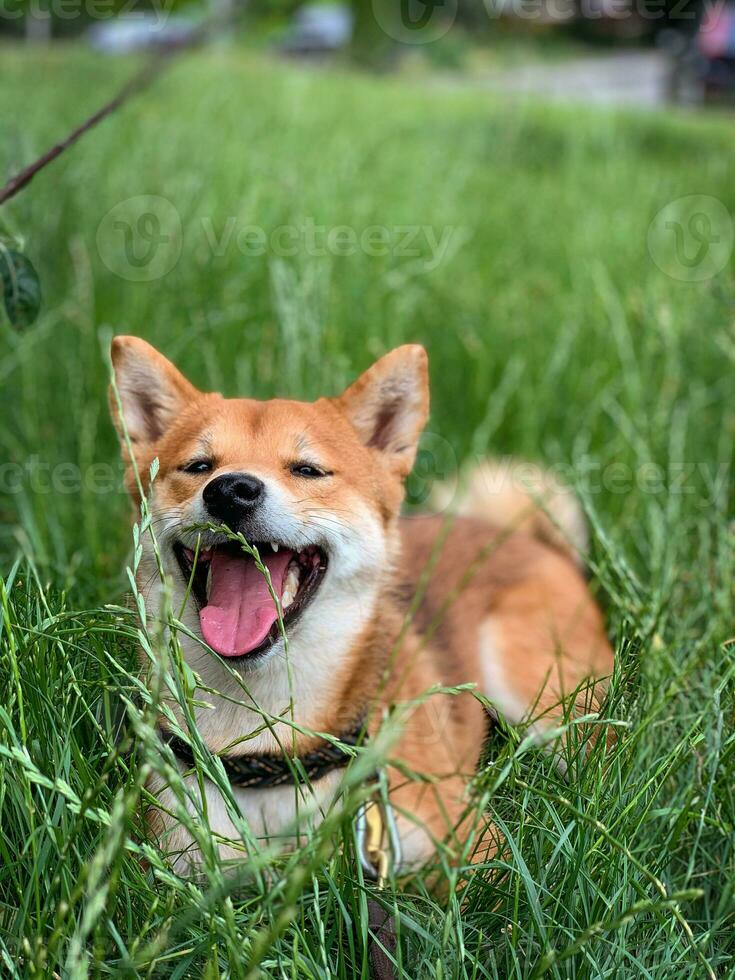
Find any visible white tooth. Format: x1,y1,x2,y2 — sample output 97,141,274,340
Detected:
271,542,279,552
206,565,212,602
280,565,301,610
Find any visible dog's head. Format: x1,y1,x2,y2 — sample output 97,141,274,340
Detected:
110,337,429,676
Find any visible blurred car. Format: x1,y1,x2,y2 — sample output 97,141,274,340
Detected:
280,4,353,56
662,2,735,103
697,2,735,98
88,14,200,55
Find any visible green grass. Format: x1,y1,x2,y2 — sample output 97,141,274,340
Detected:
1,43,734,977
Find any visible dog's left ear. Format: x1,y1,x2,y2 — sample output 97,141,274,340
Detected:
109,336,199,448
336,345,429,478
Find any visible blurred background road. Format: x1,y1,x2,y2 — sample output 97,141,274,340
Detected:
479,50,670,105
3,0,735,109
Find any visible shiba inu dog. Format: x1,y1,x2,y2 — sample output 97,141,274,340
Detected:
110,337,614,874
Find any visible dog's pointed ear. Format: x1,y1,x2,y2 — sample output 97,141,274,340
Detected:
109,336,199,447
336,345,429,478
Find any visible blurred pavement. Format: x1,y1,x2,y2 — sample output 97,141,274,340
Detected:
480,52,670,107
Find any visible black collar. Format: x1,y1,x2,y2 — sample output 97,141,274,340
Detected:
159,722,365,790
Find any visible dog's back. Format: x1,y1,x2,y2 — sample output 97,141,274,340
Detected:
400,460,613,729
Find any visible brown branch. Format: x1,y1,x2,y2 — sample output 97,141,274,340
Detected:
0,60,161,207
0,12,241,208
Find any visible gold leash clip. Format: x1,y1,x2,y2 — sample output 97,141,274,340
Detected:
364,799,389,888
356,778,401,889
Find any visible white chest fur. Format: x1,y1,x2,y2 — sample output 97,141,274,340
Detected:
149,764,344,874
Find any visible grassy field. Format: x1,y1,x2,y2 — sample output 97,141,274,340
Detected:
1,44,734,977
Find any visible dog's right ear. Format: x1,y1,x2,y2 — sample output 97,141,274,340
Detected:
109,336,198,449
336,345,429,479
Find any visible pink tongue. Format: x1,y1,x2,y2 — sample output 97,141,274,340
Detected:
199,549,293,657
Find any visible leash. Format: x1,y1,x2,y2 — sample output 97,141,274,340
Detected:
356,776,402,980
160,722,402,977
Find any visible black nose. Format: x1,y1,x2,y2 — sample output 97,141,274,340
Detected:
203,472,265,525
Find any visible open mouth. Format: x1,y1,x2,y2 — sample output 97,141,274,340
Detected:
173,540,328,660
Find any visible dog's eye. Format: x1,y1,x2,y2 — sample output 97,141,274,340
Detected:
181,459,213,475
290,463,328,478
